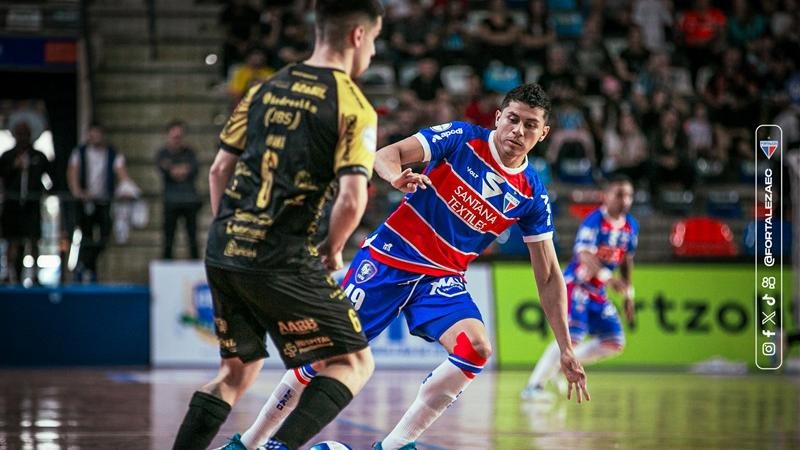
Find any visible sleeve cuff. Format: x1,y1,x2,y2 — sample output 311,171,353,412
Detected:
337,165,371,178
413,132,432,162
219,141,244,156
523,231,554,243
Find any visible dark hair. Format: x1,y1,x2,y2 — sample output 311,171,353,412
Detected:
604,174,633,189
500,83,551,121
88,121,104,131
167,119,186,131
315,0,384,47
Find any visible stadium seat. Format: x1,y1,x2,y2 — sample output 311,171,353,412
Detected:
359,63,396,93
525,64,543,84
670,67,694,96
398,63,418,88
529,156,552,186
706,190,743,219
556,157,594,184
631,189,653,216
568,188,602,219
441,65,474,96
742,219,792,256
670,217,738,257
604,38,626,57
660,189,695,215
696,65,715,93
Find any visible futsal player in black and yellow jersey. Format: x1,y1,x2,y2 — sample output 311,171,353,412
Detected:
172,2,384,449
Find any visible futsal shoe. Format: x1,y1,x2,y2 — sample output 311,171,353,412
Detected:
256,439,290,450
520,384,556,403
214,434,247,450
372,441,417,450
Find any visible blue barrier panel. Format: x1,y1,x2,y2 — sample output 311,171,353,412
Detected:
0,285,149,366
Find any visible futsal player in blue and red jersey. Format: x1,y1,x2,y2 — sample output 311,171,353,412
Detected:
224,84,590,450
522,175,638,402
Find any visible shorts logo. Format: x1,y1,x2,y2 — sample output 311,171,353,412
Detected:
760,140,778,159
429,276,467,298
355,260,377,284
430,123,452,132
278,318,319,335
283,342,298,358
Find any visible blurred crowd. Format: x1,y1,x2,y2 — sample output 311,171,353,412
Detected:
218,0,799,208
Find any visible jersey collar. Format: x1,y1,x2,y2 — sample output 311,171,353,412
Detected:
600,207,627,228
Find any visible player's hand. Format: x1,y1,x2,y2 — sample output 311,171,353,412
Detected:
560,350,590,404
607,278,627,293
317,239,344,271
624,297,635,324
390,168,432,194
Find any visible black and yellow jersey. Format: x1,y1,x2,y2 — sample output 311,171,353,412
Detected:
206,63,377,273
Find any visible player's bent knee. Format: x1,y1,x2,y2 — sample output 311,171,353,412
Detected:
600,340,625,353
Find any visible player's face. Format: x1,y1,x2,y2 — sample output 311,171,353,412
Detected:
494,101,550,159
352,17,382,78
605,182,634,216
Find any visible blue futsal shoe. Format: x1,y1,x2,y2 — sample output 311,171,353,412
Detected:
372,442,417,450
256,438,290,450
214,433,247,450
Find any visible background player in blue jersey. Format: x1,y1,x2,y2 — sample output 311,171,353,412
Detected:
226,84,589,450
521,175,638,402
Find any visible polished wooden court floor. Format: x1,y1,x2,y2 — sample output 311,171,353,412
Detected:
0,368,797,450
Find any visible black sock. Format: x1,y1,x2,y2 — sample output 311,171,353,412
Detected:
172,391,232,450
273,376,354,449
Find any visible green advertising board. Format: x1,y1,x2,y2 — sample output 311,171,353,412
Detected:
493,263,794,368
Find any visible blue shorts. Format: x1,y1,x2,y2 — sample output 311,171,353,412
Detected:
341,248,482,342
567,282,624,345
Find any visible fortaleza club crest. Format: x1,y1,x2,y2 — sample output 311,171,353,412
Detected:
355,260,377,284
760,140,778,159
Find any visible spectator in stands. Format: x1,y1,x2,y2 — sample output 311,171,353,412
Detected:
650,107,695,205
601,110,648,185
432,0,472,66
388,0,438,65
520,0,556,65
0,116,51,285
473,0,520,69
632,0,673,52
155,120,200,260
633,51,674,99
219,0,260,78
275,12,312,66
463,80,500,129
67,123,131,283
258,3,284,60
408,56,445,104
702,47,759,130
538,45,579,103
602,0,634,37
684,101,713,158
727,0,767,50
229,47,274,103
677,0,727,83
617,26,651,85
546,101,598,175
573,17,619,95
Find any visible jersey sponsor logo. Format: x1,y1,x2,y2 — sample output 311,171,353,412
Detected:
278,318,320,335
355,259,378,284
428,276,467,297
430,123,453,132
503,192,520,213
363,125,377,152
431,127,463,143
597,245,625,264
447,184,498,231
481,171,505,198
290,80,328,99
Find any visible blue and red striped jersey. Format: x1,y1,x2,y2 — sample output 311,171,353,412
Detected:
366,121,554,276
563,208,639,301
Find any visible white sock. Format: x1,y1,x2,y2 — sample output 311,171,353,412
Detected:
381,359,477,449
573,339,622,365
239,365,316,448
526,340,561,388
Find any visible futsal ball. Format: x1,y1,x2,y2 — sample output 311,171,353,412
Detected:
308,441,353,450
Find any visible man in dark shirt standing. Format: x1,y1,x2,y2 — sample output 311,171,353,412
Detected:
156,119,200,260
0,117,51,284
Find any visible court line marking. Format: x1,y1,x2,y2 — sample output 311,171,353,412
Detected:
333,417,453,450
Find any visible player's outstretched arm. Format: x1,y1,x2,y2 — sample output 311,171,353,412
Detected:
375,136,432,193
208,149,239,217
318,173,369,271
527,239,590,403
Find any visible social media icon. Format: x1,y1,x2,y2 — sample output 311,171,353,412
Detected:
762,342,776,356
